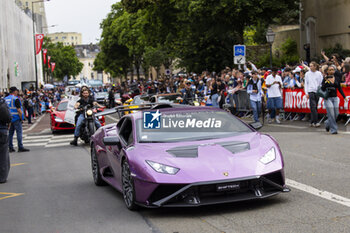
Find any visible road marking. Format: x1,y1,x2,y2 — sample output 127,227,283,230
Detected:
0,192,25,200
22,143,47,146
45,142,72,148
106,115,119,122
49,135,75,139
266,124,309,129
48,138,73,143
23,139,50,143
23,114,46,133
286,179,350,208
11,163,28,167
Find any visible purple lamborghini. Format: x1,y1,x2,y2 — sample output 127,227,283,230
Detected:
91,105,290,210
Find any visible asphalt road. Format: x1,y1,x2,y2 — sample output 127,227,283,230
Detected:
1,113,350,233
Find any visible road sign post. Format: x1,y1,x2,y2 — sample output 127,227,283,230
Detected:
234,45,246,65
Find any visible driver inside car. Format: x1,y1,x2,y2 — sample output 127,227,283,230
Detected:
70,89,104,146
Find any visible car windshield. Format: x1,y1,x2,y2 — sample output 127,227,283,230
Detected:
57,102,68,111
136,111,251,143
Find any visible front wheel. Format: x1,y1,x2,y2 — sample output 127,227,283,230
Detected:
122,160,138,210
91,145,107,186
88,121,95,136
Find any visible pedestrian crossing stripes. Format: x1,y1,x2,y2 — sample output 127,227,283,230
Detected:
13,134,78,148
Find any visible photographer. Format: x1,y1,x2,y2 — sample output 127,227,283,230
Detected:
247,71,263,123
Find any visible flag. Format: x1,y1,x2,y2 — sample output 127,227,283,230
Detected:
43,49,47,64
48,56,51,69
35,34,44,55
51,63,56,72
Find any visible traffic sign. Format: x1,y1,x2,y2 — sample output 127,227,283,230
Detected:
234,56,246,65
234,45,246,57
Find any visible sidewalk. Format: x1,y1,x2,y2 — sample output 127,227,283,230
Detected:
23,113,51,135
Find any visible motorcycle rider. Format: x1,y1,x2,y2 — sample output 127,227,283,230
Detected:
181,81,195,104
70,88,104,146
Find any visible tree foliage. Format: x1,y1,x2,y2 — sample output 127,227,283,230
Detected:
96,0,298,76
43,38,83,80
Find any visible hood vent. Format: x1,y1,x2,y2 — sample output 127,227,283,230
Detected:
218,141,250,154
167,141,250,158
166,145,198,158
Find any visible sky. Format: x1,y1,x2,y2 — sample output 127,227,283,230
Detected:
45,0,117,44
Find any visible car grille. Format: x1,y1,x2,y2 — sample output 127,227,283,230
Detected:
150,171,285,207
59,123,74,128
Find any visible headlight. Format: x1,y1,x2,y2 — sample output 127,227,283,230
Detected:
54,115,63,122
146,160,179,175
259,148,276,165
86,109,93,115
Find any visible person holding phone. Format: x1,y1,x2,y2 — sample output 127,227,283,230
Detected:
321,72,348,134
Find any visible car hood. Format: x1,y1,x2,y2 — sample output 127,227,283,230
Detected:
129,132,283,184
52,110,66,120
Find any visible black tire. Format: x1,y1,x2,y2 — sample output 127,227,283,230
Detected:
122,160,138,210
88,121,95,136
91,145,107,186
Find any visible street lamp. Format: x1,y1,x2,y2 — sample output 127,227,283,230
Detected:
42,24,58,30
32,0,50,90
266,27,276,69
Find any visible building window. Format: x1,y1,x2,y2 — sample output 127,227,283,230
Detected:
62,36,66,39
25,2,28,7
75,36,77,40
55,37,58,39
71,36,74,40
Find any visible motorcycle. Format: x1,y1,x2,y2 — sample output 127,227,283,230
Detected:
78,104,99,144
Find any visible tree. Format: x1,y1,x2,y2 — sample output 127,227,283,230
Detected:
143,45,169,79
95,3,133,81
120,0,298,73
42,38,83,80
99,0,298,76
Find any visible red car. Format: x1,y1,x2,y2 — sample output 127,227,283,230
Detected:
50,99,105,133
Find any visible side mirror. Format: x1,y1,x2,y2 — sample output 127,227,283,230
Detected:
103,136,120,146
249,122,263,130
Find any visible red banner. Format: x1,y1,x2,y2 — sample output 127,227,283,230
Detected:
48,56,51,69
283,88,350,114
51,63,56,72
43,49,47,64
35,34,44,55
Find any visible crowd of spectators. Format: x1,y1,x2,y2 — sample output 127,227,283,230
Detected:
1,52,349,132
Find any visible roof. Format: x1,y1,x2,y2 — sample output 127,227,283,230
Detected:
74,44,100,58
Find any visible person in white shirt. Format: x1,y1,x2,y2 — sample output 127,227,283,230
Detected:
304,62,323,127
265,68,283,123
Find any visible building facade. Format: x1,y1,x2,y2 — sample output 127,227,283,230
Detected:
0,0,45,91
74,44,110,84
17,0,48,34
47,32,82,46
300,0,350,59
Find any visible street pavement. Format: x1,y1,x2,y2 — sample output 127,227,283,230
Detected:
1,112,350,233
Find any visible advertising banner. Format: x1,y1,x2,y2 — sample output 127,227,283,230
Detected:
283,88,350,114
51,62,56,72
35,34,44,55
43,49,47,64
48,56,51,69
